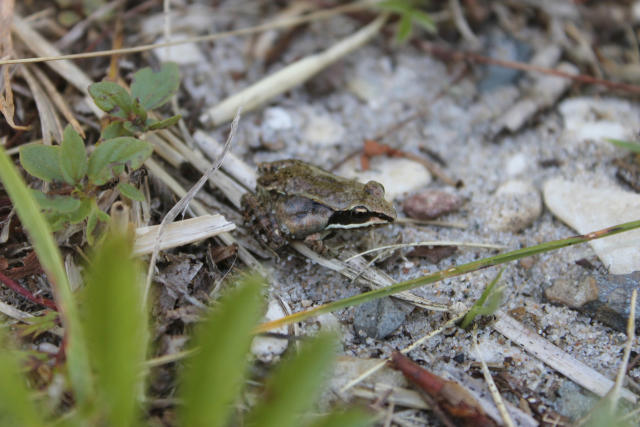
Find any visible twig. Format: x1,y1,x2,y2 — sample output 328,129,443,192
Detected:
473,329,515,427
420,40,640,95
5,1,379,66
0,270,57,310
609,289,637,412
345,240,505,262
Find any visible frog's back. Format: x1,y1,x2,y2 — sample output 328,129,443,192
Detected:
258,160,364,211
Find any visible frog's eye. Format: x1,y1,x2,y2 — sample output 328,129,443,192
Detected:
364,181,385,198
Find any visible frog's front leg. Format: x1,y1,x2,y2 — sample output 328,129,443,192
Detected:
241,192,288,250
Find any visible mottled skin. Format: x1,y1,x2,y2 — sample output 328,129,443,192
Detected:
242,159,397,250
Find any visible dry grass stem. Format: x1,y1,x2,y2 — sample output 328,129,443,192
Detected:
133,214,235,256
608,288,637,412
473,329,515,427
493,311,638,403
345,241,506,262
202,14,387,126
4,1,379,66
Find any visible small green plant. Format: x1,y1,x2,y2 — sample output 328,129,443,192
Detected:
377,0,436,43
459,268,505,329
18,63,180,243
606,138,640,154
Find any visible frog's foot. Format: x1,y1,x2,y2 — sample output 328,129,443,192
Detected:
241,193,288,250
302,231,336,255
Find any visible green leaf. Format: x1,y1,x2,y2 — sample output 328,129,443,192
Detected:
122,120,144,136
87,137,153,185
88,82,133,119
308,410,374,427
396,13,413,43
247,333,338,427
0,147,93,406
117,182,145,202
19,144,64,182
460,268,505,329
83,231,148,427
0,331,45,427
59,125,88,186
86,202,110,246
67,198,92,223
377,0,412,14
605,138,640,154
178,274,265,427
411,10,436,33
31,190,81,213
101,122,133,140
147,114,181,131
131,62,180,110
130,98,147,123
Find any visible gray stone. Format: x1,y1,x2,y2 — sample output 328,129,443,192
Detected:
403,190,463,220
545,277,599,308
353,297,410,339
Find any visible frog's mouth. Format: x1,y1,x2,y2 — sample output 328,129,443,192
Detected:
327,209,394,229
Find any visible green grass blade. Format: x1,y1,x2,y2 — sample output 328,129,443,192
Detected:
82,232,148,426
460,268,504,329
605,138,640,154
178,273,265,427
0,331,45,427
247,333,337,427
307,409,375,427
256,218,640,333
0,147,93,404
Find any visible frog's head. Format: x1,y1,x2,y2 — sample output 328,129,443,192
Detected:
328,181,397,229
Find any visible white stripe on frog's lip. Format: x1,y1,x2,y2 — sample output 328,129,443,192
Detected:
325,217,391,229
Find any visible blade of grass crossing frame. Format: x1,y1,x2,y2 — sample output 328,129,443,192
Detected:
256,219,640,332
247,333,337,427
0,147,93,405
178,273,265,427
83,232,148,426
0,330,45,427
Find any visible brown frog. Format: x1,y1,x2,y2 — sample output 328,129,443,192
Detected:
242,159,397,250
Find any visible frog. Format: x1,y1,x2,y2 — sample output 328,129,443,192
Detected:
241,159,397,250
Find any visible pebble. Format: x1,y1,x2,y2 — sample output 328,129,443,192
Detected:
486,180,542,232
337,157,431,201
545,277,599,308
543,178,640,274
559,97,636,144
583,271,640,332
402,190,463,220
262,107,293,131
302,113,344,146
251,299,289,363
153,34,205,65
353,297,411,339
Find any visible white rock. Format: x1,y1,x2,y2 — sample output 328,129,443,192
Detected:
487,180,542,232
559,97,637,144
505,153,529,177
634,1,640,23
262,107,293,131
153,34,205,65
303,114,344,146
543,178,640,274
251,299,288,363
336,157,431,201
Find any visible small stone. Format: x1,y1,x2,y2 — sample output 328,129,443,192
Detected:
543,178,640,274
487,180,542,232
582,271,640,332
153,34,205,64
262,107,293,131
403,190,463,220
545,277,599,308
337,157,431,201
505,153,528,177
251,299,288,363
303,114,344,146
353,297,411,339
559,97,637,144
